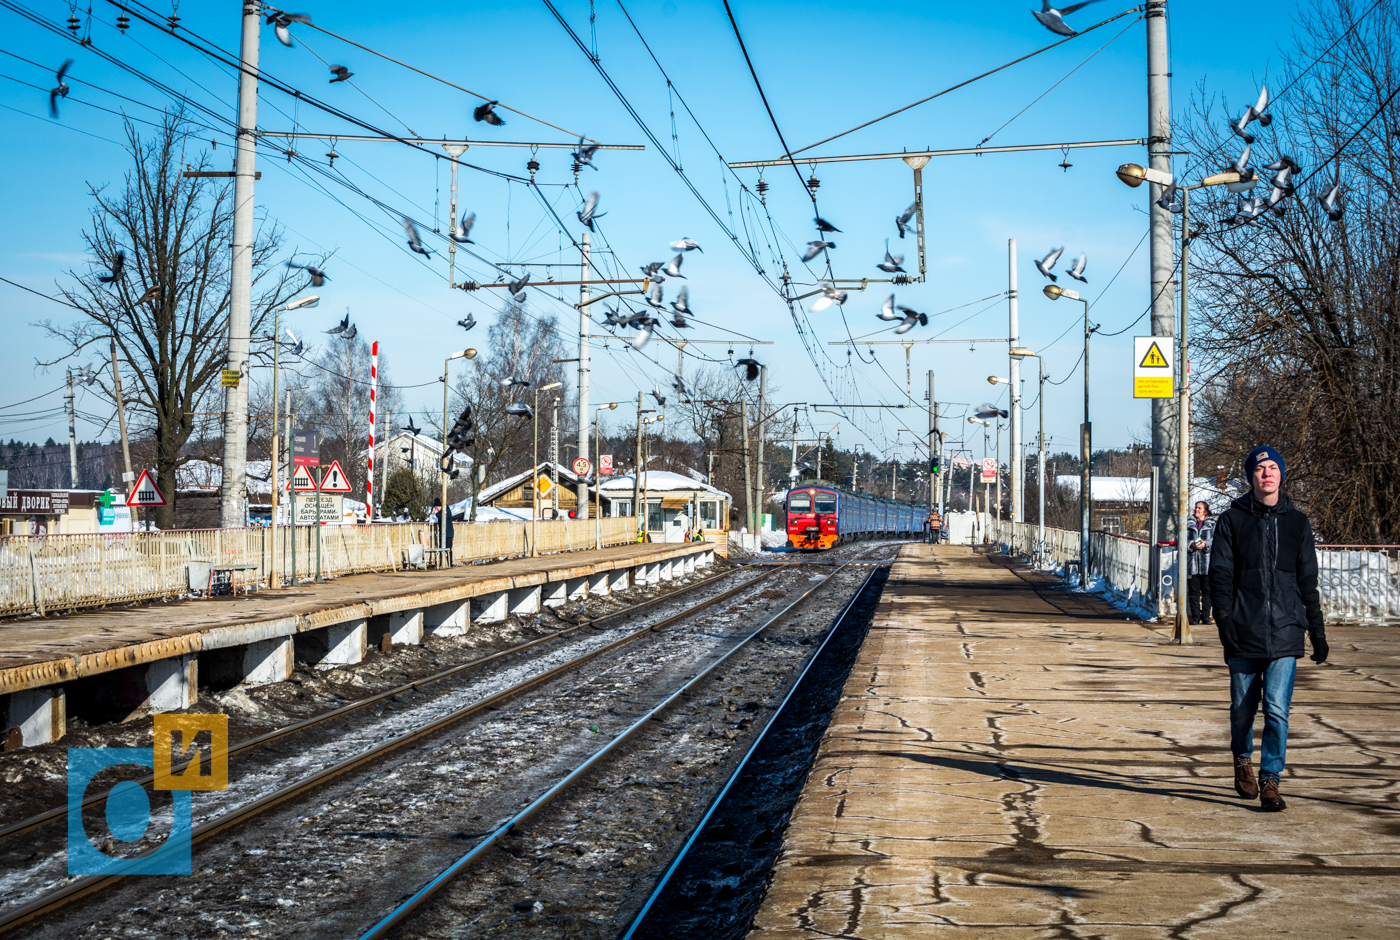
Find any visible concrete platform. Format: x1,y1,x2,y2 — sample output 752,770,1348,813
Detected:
0,541,715,747
750,543,1400,938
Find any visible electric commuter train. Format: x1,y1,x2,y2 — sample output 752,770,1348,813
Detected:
785,483,923,550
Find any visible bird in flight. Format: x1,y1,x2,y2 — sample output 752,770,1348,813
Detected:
1230,85,1272,144
450,212,476,245
281,328,306,356
501,377,532,389
505,402,534,420
1316,177,1344,221
734,358,762,382
474,100,505,126
878,294,900,321
877,241,905,274
1156,184,1184,214
639,261,665,280
670,287,693,328
669,237,702,253
663,253,687,279
458,314,476,332
814,216,841,235
893,309,928,335
1064,253,1087,283
1031,0,1101,37
99,251,125,285
803,241,835,262
135,284,160,305
895,202,917,239
508,272,531,302
50,59,72,118
1035,247,1063,281
811,286,848,311
572,139,599,170
288,261,329,286
325,313,351,335
632,322,654,350
403,218,432,257
644,281,665,311
329,65,353,84
578,191,604,231
651,387,667,408
267,12,312,47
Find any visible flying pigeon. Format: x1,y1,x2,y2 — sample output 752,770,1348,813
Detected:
975,403,1009,420
474,100,505,126
76,364,98,386
577,191,605,231
601,305,629,327
651,387,667,408
329,65,353,84
572,139,599,170
266,12,311,47
403,417,421,436
670,286,693,327
735,358,762,382
457,314,476,331
501,377,531,388
672,375,689,397
505,401,534,420
1222,194,1267,227
135,284,160,305
1264,183,1289,216
1227,143,1258,186
876,240,905,274
877,294,899,321
1316,177,1344,221
1031,0,1102,37
450,213,476,245
1264,155,1300,197
895,202,917,239
644,281,665,310
403,218,432,257
325,313,351,335
1157,184,1184,214
99,251,125,285
669,237,703,253
1230,84,1272,143
50,59,72,118
281,328,306,356
287,261,329,286
631,324,653,350
1035,246,1063,281
662,252,686,279
508,271,531,301
802,241,835,262
893,309,928,335
814,216,841,234
342,323,357,341
1065,252,1087,283
811,286,848,311
639,261,665,279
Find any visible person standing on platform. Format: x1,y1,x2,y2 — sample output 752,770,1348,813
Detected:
1187,501,1216,624
430,497,454,561
1209,445,1328,812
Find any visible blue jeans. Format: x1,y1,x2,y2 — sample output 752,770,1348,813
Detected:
1228,656,1297,778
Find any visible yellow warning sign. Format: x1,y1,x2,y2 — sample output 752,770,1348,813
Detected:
1138,342,1169,369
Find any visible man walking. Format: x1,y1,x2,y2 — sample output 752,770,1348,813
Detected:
1209,446,1328,811
1187,501,1215,624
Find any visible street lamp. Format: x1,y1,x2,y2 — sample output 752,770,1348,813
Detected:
1010,348,1046,564
439,348,477,556
531,381,564,556
1116,162,1242,644
594,401,618,548
269,294,318,589
1042,282,1093,586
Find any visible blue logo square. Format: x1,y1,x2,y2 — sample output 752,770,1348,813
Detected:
68,748,192,876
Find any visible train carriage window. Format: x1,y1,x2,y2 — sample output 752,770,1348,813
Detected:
788,493,811,512
815,493,837,513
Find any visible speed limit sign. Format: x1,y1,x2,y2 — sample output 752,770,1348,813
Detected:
572,457,592,476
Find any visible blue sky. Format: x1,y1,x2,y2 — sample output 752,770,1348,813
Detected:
0,0,1299,468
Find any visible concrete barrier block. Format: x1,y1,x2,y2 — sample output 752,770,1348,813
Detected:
609,568,630,592
659,559,674,581
542,580,569,609
473,591,508,624
424,601,468,637
684,554,696,575
588,572,610,596
146,654,198,712
646,562,660,585
567,577,589,601
5,686,66,747
243,636,294,686
508,585,541,616
389,609,424,646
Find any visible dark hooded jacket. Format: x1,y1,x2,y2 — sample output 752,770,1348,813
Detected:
1208,492,1325,659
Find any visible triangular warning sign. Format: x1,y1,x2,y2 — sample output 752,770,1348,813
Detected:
1139,342,1169,368
288,464,318,492
319,460,352,493
125,469,166,506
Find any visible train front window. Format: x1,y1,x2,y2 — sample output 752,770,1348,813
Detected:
788,493,811,512
815,494,837,514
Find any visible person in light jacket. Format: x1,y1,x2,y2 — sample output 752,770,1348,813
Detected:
1187,501,1216,624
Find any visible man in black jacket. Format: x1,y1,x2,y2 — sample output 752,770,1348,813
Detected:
1209,446,1328,812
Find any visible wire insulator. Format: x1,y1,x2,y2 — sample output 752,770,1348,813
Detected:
892,274,914,285
806,172,820,192
527,157,539,180
459,281,481,292
67,14,81,33
116,12,129,32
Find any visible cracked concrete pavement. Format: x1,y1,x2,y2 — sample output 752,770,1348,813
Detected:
748,543,1400,938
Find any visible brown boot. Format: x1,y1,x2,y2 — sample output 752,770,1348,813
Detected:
1260,774,1287,812
1233,756,1259,799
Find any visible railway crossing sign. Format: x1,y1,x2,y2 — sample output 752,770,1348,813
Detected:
318,460,352,493
289,464,318,492
1133,336,1175,398
126,470,166,507
600,454,614,475
572,457,592,477
980,458,997,483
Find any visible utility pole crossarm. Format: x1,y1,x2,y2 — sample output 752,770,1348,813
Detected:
728,138,1146,168
256,132,645,151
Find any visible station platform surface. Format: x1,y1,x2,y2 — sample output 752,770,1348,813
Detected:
749,543,1400,938
0,540,711,697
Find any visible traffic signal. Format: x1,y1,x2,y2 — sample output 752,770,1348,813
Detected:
929,454,941,475
446,405,474,452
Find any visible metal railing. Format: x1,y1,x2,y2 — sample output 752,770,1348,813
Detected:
0,517,640,618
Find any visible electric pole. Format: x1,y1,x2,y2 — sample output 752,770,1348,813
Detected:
1146,0,1176,544
110,338,133,486
741,399,754,533
632,391,643,530
754,364,767,533
1008,239,1022,522
65,369,78,488
219,0,262,527
576,231,591,519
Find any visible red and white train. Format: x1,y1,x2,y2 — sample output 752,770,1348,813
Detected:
785,483,923,550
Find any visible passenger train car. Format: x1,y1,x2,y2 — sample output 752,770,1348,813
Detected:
785,483,923,550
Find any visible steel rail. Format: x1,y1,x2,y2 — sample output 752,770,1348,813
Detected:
354,547,891,940
0,565,796,935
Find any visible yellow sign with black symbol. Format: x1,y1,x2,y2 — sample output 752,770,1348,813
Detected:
1133,336,1174,398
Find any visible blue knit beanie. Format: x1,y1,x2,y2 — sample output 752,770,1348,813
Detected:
1245,445,1285,483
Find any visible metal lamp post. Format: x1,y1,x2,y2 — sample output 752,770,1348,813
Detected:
440,348,477,556
1043,283,1093,585
269,294,318,588
1010,348,1046,563
594,401,617,548
531,381,564,556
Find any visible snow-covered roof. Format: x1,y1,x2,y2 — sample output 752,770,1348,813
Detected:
476,462,591,504
1055,475,1153,503
599,471,730,500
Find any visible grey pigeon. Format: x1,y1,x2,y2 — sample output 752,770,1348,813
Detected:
1264,155,1300,197
403,218,432,257
1316,177,1344,221
644,281,665,310
893,309,928,335
76,364,98,386
811,286,848,311
403,417,422,436
975,403,1008,419
651,387,667,408
669,237,703,253
735,358,761,381
266,12,311,47
814,216,841,234
663,252,686,279
281,328,306,356
639,261,665,279
1065,252,1087,283
672,375,689,396
670,286,692,327
631,324,653,350
342,323,357,341
877,294,899,321
572,139,599,170
99,251,125,285
877,240,905,274
1031,0,1101,37
505,401,534,419
508,271,531,302
474,100,505,126
895,202,917,239
803,241,835,262
1035,246,1063,281
1227,144,1257,185
288,261,329,286
578,191,605,231
450,212,476,244
458,314,476,331
329,65,353,83
501,377,531,388
1230,84,1272,143
325,313,350,335
50,59,72,118
1157,184,1184,214
601,306,629,327
1222,194,1267,227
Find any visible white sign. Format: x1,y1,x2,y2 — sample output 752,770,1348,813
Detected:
280,494,344,526
572,457,591,477
319,460,352,493
980,458,996,483
1133,336,1175,398
288,464,318,492
126,470,167,506
600,454,614,476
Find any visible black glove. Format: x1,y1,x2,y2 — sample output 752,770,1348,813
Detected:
1310,633,1329,664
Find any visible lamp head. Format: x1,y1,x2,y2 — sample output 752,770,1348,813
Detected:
1009,347,1037,359
540,381,564,391
1043,284,1061,301
988,375,1008,386
448,349,472,360
903,154,931,171
1115,163,1174,187
465,348,477,359
608,402,618,410
286,295,320,310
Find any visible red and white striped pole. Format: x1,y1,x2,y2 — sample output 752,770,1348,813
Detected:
367,340,377,521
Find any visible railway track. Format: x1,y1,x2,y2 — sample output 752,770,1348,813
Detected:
0,541,893,937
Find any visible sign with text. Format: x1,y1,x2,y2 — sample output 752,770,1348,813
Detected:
0,489,72,515
1133,336,1175,398
220,369,241,388
292,429,320,467
280,494,344,525
981,458,996,483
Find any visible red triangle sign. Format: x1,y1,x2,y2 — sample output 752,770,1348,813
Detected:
126,469,167,506
288,464,318,492
319,460,352,493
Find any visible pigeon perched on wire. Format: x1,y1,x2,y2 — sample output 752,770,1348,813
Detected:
287,261,329,286
1031,0,1101,37
450,212,476,244
662,253,687,279
639,261,665,280
474,100,505,126
329,65,353,84
1035,247,1063,281
50,59,72,118
403,218,432,257
734,358,762,382
267,12,311,47
669,237,703,253
895,202,917,239
811,286,848,311
803,241,835,262
501,377,531,389
893,309,928,335
508,272,531,302
325,313,351,335
651,387,667,408
572,139,599,170
1230,84,1272,144
814,216,841,234
878,294,900,321
1316,177,1344,221
1064,253,1087,283
505,402,534,420
1156,184,1184,214
578,191,604,231
99,251,125,285
670,286,693,328
876,240,905,274
457,314,476,332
